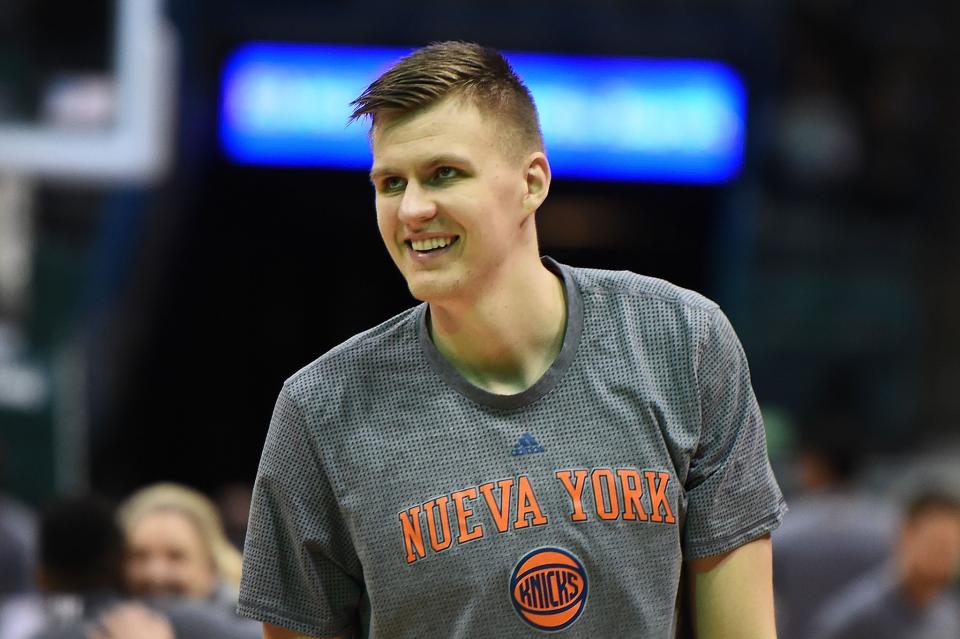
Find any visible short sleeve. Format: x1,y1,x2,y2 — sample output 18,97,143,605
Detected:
237,386,362,637
682,308,786,560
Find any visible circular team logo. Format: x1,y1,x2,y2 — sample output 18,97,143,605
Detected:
510,547,588,632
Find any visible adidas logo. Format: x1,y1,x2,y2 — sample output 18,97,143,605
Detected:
512,432,545,456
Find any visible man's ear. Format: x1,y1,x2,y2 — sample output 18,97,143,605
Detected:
522,151,551,215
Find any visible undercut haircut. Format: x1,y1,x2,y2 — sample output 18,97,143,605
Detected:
349,41,544,156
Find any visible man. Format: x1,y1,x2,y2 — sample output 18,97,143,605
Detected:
809,489,960,639
772,428,897,639
238,41,785,638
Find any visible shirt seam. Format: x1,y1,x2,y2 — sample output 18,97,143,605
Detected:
286,306,421,387
684,497,788,560
574,279,719,313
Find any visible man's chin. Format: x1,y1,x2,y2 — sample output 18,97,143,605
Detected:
406,282,438,303
405,274,456,304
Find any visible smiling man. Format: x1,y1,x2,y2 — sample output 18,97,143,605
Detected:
238,42,786,639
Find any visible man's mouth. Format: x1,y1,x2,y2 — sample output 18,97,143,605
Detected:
407,236,459,254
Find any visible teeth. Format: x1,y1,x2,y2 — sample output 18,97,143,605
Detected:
411,237,453,251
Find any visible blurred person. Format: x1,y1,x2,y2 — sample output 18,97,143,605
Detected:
213,482,252,552
773,423,897,639
0,511,34,595
239,41,785,639
22,494,259,639
0,460,37,595
118,483,241,612
0,528,43,639
0,467,39,639
809,488,960,639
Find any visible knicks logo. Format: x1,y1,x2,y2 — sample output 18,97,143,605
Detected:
510,547,588,632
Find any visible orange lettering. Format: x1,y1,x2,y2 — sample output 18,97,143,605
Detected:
555,470,590,522
423,496,453,551
592,469,620,520
479,479,514,533
514,476,548,528
451,487,483,543
645,470,676,524
399,506,426,564
617,468,649,521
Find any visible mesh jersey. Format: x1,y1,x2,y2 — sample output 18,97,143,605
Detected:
238,258,786,638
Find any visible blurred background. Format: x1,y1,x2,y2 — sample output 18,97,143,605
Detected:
1,0,959,636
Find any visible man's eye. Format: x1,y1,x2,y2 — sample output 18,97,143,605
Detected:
435,167,458,180
382,177,405,191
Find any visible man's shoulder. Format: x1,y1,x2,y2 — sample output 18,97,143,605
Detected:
283,304,423,397
565,262,718,314
810,570,898,638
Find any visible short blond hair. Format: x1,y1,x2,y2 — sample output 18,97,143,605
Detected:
118,482,243,588
350,41,543,156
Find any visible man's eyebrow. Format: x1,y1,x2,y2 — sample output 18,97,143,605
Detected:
423,153,472,169
369,154,473,182
369,166,395,182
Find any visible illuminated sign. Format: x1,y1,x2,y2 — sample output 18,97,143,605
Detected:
220,43,746,183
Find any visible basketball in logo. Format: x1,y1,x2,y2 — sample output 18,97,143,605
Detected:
510,547,588,631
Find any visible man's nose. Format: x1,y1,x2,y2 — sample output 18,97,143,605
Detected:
397,182,436,225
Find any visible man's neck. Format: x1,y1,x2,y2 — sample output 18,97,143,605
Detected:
428,260,566,395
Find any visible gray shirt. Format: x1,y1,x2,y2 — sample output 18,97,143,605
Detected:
810,568,960,639
239,258,786,638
